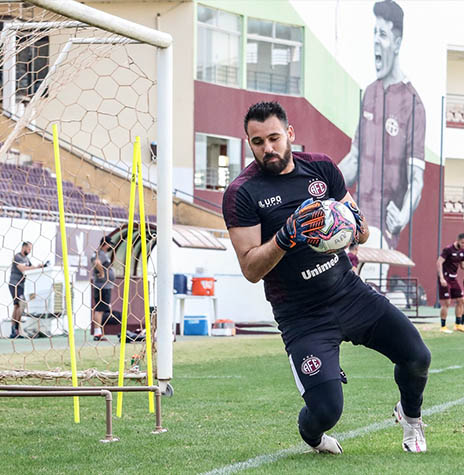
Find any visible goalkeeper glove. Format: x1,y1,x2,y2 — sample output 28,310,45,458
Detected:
275,198,325,251
344,201,365,241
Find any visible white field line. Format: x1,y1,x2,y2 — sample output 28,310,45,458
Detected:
178,375,243,379
429,365,462,373
346,364,463,380
203,396,464,475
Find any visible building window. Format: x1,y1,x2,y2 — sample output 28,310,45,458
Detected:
195,133,241,191
0,19,49,99
247,18,303,95
196,5,241,87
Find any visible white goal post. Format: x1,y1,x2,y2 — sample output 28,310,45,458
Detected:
25,0,174,390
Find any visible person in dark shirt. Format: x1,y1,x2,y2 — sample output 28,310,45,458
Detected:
223,101,430,454
8,241,46,338
347,243,359,274
436,233,464,333
90,236,115,342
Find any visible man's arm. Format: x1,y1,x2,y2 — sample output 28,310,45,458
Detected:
437,256,447,287
386,162,424,235
16,262,44,273
91,257,105,279
228,224,285,284
338,143,359,188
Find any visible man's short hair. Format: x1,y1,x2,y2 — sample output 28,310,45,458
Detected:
22,241,32,247
373,0,404,37
99,236,111,248
457,233,464,241
349,243,359,251
244,101,288,134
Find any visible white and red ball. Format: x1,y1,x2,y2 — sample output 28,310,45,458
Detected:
308,200,357,253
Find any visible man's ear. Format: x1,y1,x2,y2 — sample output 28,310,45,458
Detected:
394,35,402,55
287,125,295,143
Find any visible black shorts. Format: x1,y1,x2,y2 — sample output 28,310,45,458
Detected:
287,285,422,396
438,277,463,300
9,283,24,306
93,287,112,312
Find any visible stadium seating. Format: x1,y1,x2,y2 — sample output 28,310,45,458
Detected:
0,163,131,221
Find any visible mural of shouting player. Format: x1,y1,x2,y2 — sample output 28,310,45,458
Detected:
339,0,426,251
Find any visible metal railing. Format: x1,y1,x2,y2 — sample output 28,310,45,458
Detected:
247,70,300,95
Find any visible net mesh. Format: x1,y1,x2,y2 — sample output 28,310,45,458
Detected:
0,2,159,384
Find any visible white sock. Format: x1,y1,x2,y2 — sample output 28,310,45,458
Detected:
400,401,421,424
94,327,102,336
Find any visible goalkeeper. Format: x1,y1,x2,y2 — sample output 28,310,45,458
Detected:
222,101,430,454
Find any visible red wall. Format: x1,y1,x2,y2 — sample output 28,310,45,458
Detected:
194,81,351,209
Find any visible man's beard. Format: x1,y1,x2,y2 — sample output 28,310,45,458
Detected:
255,141,292,175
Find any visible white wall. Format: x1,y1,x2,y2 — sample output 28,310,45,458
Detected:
151,237,274,324
290,0,464,159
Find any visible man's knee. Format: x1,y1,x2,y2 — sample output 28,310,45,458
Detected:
300,381,344,431
406,344,431,376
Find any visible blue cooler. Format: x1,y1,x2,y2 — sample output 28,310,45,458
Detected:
173,274,188,294
184,316,208,335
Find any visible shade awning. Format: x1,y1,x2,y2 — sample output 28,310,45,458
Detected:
172,225,226,250
357,247,415,267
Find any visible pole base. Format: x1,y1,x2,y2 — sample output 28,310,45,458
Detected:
100,436,120,443
151,428,168,435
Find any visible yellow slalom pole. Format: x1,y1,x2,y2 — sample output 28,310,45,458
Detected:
116,139,138,417
52,124,80,423
136,139,155,413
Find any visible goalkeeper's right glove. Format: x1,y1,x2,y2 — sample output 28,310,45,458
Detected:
275,198,325,251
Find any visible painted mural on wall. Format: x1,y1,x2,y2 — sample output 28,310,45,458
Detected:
339,0,426,253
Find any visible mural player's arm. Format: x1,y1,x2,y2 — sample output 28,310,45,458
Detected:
338,140,359,188
385,162,424,235
386,99,426,235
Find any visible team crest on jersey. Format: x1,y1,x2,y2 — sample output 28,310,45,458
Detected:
308,180,327,198
301,355,322,376
385,117,399,137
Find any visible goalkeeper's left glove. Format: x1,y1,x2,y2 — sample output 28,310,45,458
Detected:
344,201,365,241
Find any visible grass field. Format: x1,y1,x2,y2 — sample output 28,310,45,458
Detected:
1,326,464,474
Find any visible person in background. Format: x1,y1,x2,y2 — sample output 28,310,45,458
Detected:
9,241,47,339
90,235,115,342
436,233,464,334
347,243,359,274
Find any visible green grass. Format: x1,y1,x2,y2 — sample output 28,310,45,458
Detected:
1,328,464,474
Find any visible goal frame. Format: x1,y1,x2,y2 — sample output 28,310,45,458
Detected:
26,0,174,391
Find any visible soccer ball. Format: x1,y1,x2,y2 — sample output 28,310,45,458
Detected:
308,200,357,253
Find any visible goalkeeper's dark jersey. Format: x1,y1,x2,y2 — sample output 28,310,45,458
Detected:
223,152,386,345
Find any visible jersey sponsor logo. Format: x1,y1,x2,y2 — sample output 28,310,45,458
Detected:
301,355,322,376
363,110,373,121
385,117,399,137
308,180,327,198
301,254,339,280
258,195,282,208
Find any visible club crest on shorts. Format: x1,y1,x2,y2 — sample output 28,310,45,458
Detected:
301,355,322,376
308,180,327,198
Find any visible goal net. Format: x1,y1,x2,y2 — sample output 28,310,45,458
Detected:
0,1,173,388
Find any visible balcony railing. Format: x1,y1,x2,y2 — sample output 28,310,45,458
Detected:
247,70,301,95
447,93,464,128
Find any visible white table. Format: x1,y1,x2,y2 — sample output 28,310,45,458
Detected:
173,294,218,336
